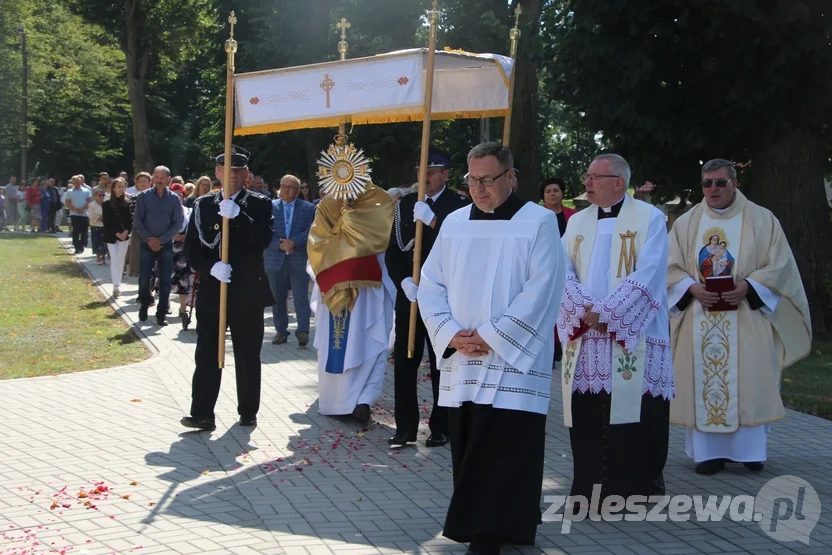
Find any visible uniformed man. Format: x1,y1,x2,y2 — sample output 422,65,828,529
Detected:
180,146,275,431
386,150,470,447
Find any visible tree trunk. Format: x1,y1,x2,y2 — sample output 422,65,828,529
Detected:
508,0,542,199
750,123,831,339
125,0,153,173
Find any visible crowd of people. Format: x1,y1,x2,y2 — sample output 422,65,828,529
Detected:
2,142,812,555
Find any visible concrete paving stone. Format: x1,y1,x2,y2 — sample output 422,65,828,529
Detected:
1,237,830,555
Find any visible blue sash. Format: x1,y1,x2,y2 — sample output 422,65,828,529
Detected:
324,309,351,374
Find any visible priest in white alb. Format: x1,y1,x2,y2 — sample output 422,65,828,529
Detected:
558,153,674,500
667,158,811,475
306,149,395,424
417,143,564,555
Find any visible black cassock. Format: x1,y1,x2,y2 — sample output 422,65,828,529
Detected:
385,187,469,439
567,202,669,500
441,193,548,549
184,189,274,422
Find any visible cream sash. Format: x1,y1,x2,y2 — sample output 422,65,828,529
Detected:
692,210,743,433
561,196,652,426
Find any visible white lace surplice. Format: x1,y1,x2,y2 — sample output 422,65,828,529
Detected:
557,209,674,400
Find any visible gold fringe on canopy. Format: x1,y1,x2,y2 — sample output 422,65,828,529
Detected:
234,108,509,136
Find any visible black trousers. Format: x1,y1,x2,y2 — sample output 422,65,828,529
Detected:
190,307,265,421
70,216,88,252
393,293,447,436
444,403,547,546
569,391,670,499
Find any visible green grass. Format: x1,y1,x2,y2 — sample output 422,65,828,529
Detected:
782,342,832,420
0,235,151,379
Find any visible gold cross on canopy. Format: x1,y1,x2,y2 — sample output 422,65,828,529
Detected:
337,17,351,39
229,11,237,39
320,73,335,108
337,18,351,60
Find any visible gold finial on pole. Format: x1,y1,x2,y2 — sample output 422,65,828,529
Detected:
218,11,238,369
337,17,351,61
502,3,521,146
407,0,440,358
509,4,522,58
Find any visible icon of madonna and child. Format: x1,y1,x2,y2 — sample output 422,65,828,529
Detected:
698,232,735,279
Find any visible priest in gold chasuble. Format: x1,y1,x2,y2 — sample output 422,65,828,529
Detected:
558,154,674,500
307,140,395,423
667,159,811,475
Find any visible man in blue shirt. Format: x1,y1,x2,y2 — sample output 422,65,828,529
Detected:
134,165,184,326
64,175,93,253
263,174,315,346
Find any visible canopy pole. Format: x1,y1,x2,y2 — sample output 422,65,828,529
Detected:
218,11,238,369
408,0,440,359
337,17,351,139
502,4,522,146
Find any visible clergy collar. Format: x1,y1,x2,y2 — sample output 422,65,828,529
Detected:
707,193,735,215
597,195,625,219
469,191,527,220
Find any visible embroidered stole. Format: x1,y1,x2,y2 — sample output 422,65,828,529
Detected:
692,210,743,432
561,196,652,426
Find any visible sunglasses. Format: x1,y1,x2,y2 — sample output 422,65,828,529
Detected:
702,178,731,188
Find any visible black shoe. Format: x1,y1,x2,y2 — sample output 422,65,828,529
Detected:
156,316,167,326
139,303,148,322
388,432,417,446
352,404,371,424
180,416,216,431
181,312,191,330
468,534,502,555
425,432,449,447
649,473,666,495
743,461,765,472
238,416,257,427
695,459,726,475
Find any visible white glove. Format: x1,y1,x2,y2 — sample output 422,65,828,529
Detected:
413,201,435,226
401,277,419,303
210,261,232,283
218,199,240,219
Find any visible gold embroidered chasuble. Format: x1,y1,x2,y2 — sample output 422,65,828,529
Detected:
667,190,811,430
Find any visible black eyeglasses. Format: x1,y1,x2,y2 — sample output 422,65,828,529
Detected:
463,168,510,188
702,179,731,188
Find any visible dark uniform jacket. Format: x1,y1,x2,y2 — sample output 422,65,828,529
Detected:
386,187,470,289
185,189,275,314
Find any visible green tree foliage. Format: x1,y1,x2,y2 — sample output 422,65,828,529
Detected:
0,0,130,181
543,0,832,336
67,0,217,173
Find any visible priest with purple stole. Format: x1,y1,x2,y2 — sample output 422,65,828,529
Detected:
667,158,811,475
558,153,674,501
417,143,565,555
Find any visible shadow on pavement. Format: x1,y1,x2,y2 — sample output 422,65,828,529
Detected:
159,404,452,552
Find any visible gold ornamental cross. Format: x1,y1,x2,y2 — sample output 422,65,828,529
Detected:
337,17,351,40
228,11,237,39
617,231,638,278
320,73,335,108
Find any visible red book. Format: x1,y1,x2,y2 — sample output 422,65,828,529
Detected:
705,276,738,312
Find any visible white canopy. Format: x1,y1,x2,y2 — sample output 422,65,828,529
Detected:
233,48,513,136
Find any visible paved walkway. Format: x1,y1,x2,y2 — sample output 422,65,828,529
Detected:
1,236,830,555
